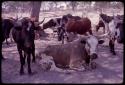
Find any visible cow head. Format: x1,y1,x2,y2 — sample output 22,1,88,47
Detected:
80,35,104,60
42,19,57,30
61,14,73,26
99,13,113,23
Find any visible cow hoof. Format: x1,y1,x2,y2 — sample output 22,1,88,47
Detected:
20,72,25,75
112,52,116,55
28,71,36,76
32,60,36,63
1,57,6,60
90,62,97,69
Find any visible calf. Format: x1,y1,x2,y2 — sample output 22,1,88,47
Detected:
43,35,104,70
12,17,44,75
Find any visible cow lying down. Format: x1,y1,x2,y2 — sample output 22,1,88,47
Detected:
37,35,104,72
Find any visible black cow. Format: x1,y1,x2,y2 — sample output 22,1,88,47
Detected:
96,20,105,33
1,18,15,60
12,17,44,75
41,18,62,38
42,18,61,30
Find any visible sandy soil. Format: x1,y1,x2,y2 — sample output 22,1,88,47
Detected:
1,29,123,84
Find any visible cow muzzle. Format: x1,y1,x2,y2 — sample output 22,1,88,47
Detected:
90,53,98,60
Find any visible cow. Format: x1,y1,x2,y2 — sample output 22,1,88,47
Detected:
115,15,124,43
58,17,93,44
2,18,15,45
43,35,104,70
1,18,16,60
41,18,62,37
96,20,105,33
115,21,123,43
61,14,81,27
42,18,61,31
99,13,124,55
12,17,44,75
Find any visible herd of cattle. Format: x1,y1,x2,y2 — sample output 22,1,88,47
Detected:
1,12,124,75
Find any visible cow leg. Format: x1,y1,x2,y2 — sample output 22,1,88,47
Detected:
0,42,5,60
109,39,116,55
103,27,105,34
27,53,32,75
32,44,36,63
96,26,99,32
6,38,9,45
83,56,91,70
61,32,65,44
17,45,25,75
62,36,64,44
65,32,69,42
23,52,26,65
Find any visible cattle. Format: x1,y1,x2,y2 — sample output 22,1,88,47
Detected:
99,13,124,55
114,15,124,43
42,18,61,30
1,18,15,60
58,17,93,44
12,17,44,75
65,18,92,34
61,14,81,27
96,20,105,33
2,18,15,44
115,22,123,43
43,35,104,70
41,18,62,38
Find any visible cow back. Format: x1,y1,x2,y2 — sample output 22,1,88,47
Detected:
66,18,91,34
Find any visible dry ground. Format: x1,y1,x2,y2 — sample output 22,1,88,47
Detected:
1,10,124,84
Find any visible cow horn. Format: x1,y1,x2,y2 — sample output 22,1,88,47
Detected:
79,35,90,41
15,15,18,21
38,18,45,25
94,33,108,40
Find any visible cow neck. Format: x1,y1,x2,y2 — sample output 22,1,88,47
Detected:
100,16,110,34
53,19,59,27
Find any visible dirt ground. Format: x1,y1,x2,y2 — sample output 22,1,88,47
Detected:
1,29,123,84
1,10,124,84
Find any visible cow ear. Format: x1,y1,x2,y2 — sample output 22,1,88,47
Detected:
98,40,104,44
80,39,86,44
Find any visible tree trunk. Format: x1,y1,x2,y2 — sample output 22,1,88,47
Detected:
30,1,41,21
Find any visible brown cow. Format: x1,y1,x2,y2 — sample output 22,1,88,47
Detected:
65,17,92,35
58,17,93,43
42,35,104,70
